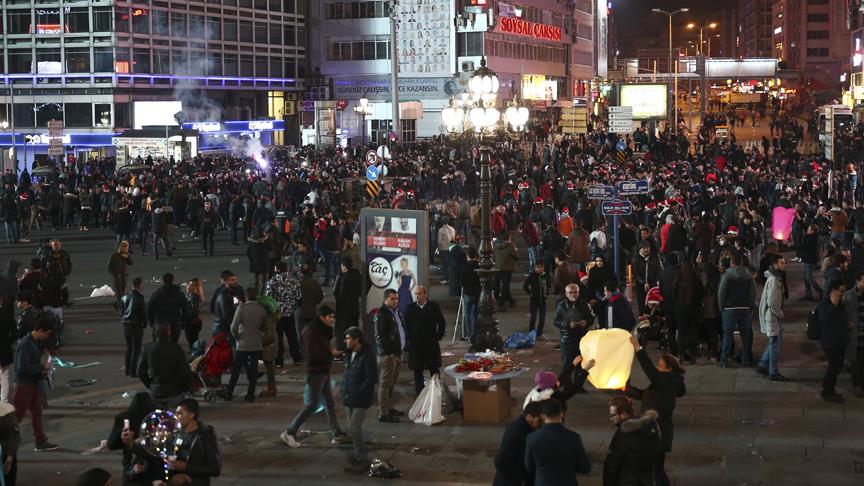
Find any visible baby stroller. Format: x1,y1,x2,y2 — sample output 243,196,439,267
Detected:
189,332,233,403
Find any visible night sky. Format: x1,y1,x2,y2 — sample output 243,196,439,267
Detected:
612,0,722,56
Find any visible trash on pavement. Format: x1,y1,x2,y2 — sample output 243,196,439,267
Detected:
67,379,97,388
81,440,108,455
53,357,102,368
89,285,115,298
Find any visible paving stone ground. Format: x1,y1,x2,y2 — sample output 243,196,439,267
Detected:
3,227,863,485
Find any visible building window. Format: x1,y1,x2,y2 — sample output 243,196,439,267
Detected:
254,22,267,44
8,50,32,74
171,50,188,74
171,12,187,37
95,104,112,126
65,103,93,127
806,47,828,57
325,1,387,19
400,119,416,145
115,9,130,32
806,30,829,39
239,21,253,42
133,10,150,34
284,59,295,77
224,54,238,76
807,13,829,22
327,37,390,60
94,7,112,31
207,17,222,40
153,10,168,35
13,103,35,128
240,55,253,76
66,7,90,32
132,48,150,73
269,57,283,77
270,24,281,44
94,47,113,72
36,103,64,128
6,11,31,35
190,15,205,37
371,119,391,146
66,47,91,73
224,20,237,41
153,49,171,73
284,24,296,45
458,32,483,57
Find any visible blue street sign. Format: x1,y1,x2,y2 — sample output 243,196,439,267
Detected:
615,179,650,196
601,199,633,216
587,185,615,200
366,165,379,181
616,140,626,151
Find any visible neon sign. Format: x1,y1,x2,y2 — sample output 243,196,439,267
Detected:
248,120,274,130
499,17,562,41
190,122,221,132
31,24,67,34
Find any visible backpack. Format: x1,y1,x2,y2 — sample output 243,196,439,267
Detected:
806,308,821,340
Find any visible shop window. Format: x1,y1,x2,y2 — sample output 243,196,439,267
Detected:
401,119,416,145
36,102,64,128
65,103,93,127
371,119,391,146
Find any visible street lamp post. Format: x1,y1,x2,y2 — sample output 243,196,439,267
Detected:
651,8,689,128
687,22,718,56
441,57,529,352
353,96,374,148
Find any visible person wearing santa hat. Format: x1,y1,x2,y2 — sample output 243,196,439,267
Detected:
632,241,661,315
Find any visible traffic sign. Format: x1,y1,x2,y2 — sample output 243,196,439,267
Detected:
616,140,626,151
602,199,633,216
616,179,650,196
366,180,380,198
47,120,64,137
609,106,633,114
336,99,348,111
366,165,379,182
48,146,64,156
587,185,615,200
365,150,379,166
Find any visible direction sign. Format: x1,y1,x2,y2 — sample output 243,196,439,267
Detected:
366,165,379,182
616,140,626,151
609,106,633,114
48,146,64,156
616,179,650,196
47,120,64,137
365,150,379,166
601,199,633,216
587,185,615,200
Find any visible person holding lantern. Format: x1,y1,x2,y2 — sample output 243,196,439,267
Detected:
626,335,686,486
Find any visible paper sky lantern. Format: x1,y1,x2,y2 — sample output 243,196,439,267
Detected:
772,207,796,241
578,328,635,390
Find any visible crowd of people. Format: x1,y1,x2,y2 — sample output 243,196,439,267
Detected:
1,102,863,484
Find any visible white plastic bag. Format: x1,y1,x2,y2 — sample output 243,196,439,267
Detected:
89,285,115,298
408,374,445,426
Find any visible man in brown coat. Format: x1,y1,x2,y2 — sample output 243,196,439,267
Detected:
568,220,590,267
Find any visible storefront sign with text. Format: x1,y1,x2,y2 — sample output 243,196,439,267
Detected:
499,17,562,41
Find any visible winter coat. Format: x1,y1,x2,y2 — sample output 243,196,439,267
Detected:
718,265,756,309
230,301,267,352
522,271,548,303
758,269,784,337
602,410,662,486
132,424,221,486
625,349,686,452
147,283,190,326
842,288,864,358
374,305,404,357
524,423,591,486
303,319,334,375
298,276,323,322
599,294,635,331
334,268,362,317
121,290,147,327
107,252,132,276
246,235,270,274
493,415,534,486
568,227,591,263
404,300,446,370
631,253,661,291
341,344,378,409
553,299,593,347
818,299,850,351
493,240,518,272
137,337,191,399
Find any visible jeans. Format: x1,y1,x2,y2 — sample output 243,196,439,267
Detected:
12,383,45,442
757,332,782,376
529,299,547,337
462,294,479,340
822,348,845,395
377,354,402,416
285,373,342,435
439,250,450,280
560,343,580,370
346,406,368,461
495,270,514,305
276,314,303,364
4,222,18,244
527,245,540,268
720,309,753,365
123,324,144,377
225,350,262,399
323,250,340,284
803,263,821,297
202,228,215,255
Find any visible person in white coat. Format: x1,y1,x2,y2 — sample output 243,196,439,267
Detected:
757,254,787,381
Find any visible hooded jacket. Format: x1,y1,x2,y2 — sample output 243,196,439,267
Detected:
758,268,784,337
602,410,662,486
717,265,756,310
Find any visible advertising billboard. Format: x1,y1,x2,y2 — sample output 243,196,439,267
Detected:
619,84,668,120
360,208,429,317
394,0,454,77
132,101,183,129
522,75,558,101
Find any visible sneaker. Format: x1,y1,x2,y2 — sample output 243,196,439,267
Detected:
768,374,789,382
378,414,400,423
754,366,769,376
821,391,845,404
34,440,59,452
332,355,344,362
280,431,302,448
331,432,352,445
440,280,449,285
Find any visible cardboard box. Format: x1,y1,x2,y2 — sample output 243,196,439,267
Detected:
462,378,512,424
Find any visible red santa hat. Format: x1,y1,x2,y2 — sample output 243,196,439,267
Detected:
518,183,527,190
645,286,663,306
645,202,657,210
566,181,575,189
102,184,110,193
534,197,543,204
578,271,589,285
727,226,739,236
19,192,28,200
562,207,570,214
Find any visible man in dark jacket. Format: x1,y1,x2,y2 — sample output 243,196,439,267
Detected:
12,317,57,451
717,253,757,367
334,257,362,353
524,399,591,486
404,285,446,396
211,270,245,337
121,277,146,378
280,305,347,447
200,201,218,256
800,227,822,301
150,202,172,259
599,281,635,331
460,247,481,340
298,264,324,329
341,326,377,472
603,396,662,486
43,239,72,278
374,289,406,423
554,284,594,369
493,401,544,486
246,230,270,293
631,242,661,314
818,279,851,403
137,322,191,408
147,273,190,343
523,261,548,339
0,260,20,403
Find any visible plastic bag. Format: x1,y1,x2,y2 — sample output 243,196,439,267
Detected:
504,330,536,349
89,285,115,298
408,374,445,426
368,458,402,479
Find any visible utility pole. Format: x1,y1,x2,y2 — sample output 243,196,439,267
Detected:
389,0,400,146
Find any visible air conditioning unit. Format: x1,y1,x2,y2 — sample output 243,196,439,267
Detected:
461,61,475,72
285,93,297,101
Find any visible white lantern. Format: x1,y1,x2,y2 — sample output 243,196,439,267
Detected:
579,328,635,390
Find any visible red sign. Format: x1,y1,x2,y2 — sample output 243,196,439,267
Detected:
367,235,417,251
336,99,348,111
499,17,562,41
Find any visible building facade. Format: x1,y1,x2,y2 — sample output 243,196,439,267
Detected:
306,0,596,146
0,0,306,168
738,0,773,57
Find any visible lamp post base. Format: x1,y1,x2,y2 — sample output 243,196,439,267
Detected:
470,268,503,353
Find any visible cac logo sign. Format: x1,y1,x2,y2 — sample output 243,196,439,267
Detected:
368,257,392,288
